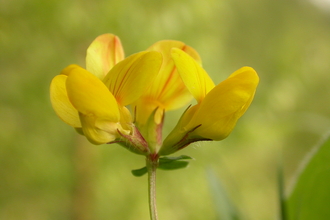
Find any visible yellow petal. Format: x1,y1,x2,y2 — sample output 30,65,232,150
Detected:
186,67,259,140
79,113,119,144
133,41,201,126
60,64,78,76
146,40,201,110
103,51,162,106
148,40,201,64
171,48,215,103
50,74,81,127
118,106,133,130
65,65,120,121
86,33,124,79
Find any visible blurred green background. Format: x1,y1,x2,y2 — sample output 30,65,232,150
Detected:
1,0,330,219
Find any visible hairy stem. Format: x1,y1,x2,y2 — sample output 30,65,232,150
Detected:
147,154,159,220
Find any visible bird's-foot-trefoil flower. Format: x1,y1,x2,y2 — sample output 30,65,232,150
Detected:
50,34,259,220
159,48,259,155
50,33,258,164
50,34,162,155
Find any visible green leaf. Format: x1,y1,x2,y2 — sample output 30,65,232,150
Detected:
132,155,193,176
131,166,147,177
158,155,193,170
158,160,190,170
159,155,193,162
286,133,330,220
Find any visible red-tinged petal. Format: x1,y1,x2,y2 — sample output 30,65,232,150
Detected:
171,48,215,103
146,40,201,110
103,51,162,106
86,33,124,79
50,74,81,127
133,41,201,126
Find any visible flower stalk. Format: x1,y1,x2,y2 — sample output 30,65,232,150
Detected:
147,154,159,220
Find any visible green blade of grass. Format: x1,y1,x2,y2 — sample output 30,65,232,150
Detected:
286,132,330,220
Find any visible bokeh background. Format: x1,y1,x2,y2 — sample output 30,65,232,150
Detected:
1,0,330,219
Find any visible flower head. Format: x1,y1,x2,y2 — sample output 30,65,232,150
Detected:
50,33,259,158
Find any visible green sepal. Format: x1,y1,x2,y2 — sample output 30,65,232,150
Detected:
137,107,164,153
131,166,148,177
116,125,150,155
158,155,193,170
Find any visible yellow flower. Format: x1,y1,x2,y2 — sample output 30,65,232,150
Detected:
50,34,162,151
50,33,259,159
159,48,259,155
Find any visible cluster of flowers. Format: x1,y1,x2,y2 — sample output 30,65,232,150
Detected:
50,34,259,157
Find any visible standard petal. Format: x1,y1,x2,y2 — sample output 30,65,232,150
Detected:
171,48,215,103
186,67,259,140
103,51,162,106
65,65,120,121
86,33,124,79
133,41,201,126
50,74,81,127
148,40,201,64
146,40,201,110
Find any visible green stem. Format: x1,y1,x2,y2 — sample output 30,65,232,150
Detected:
146,154,159,220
